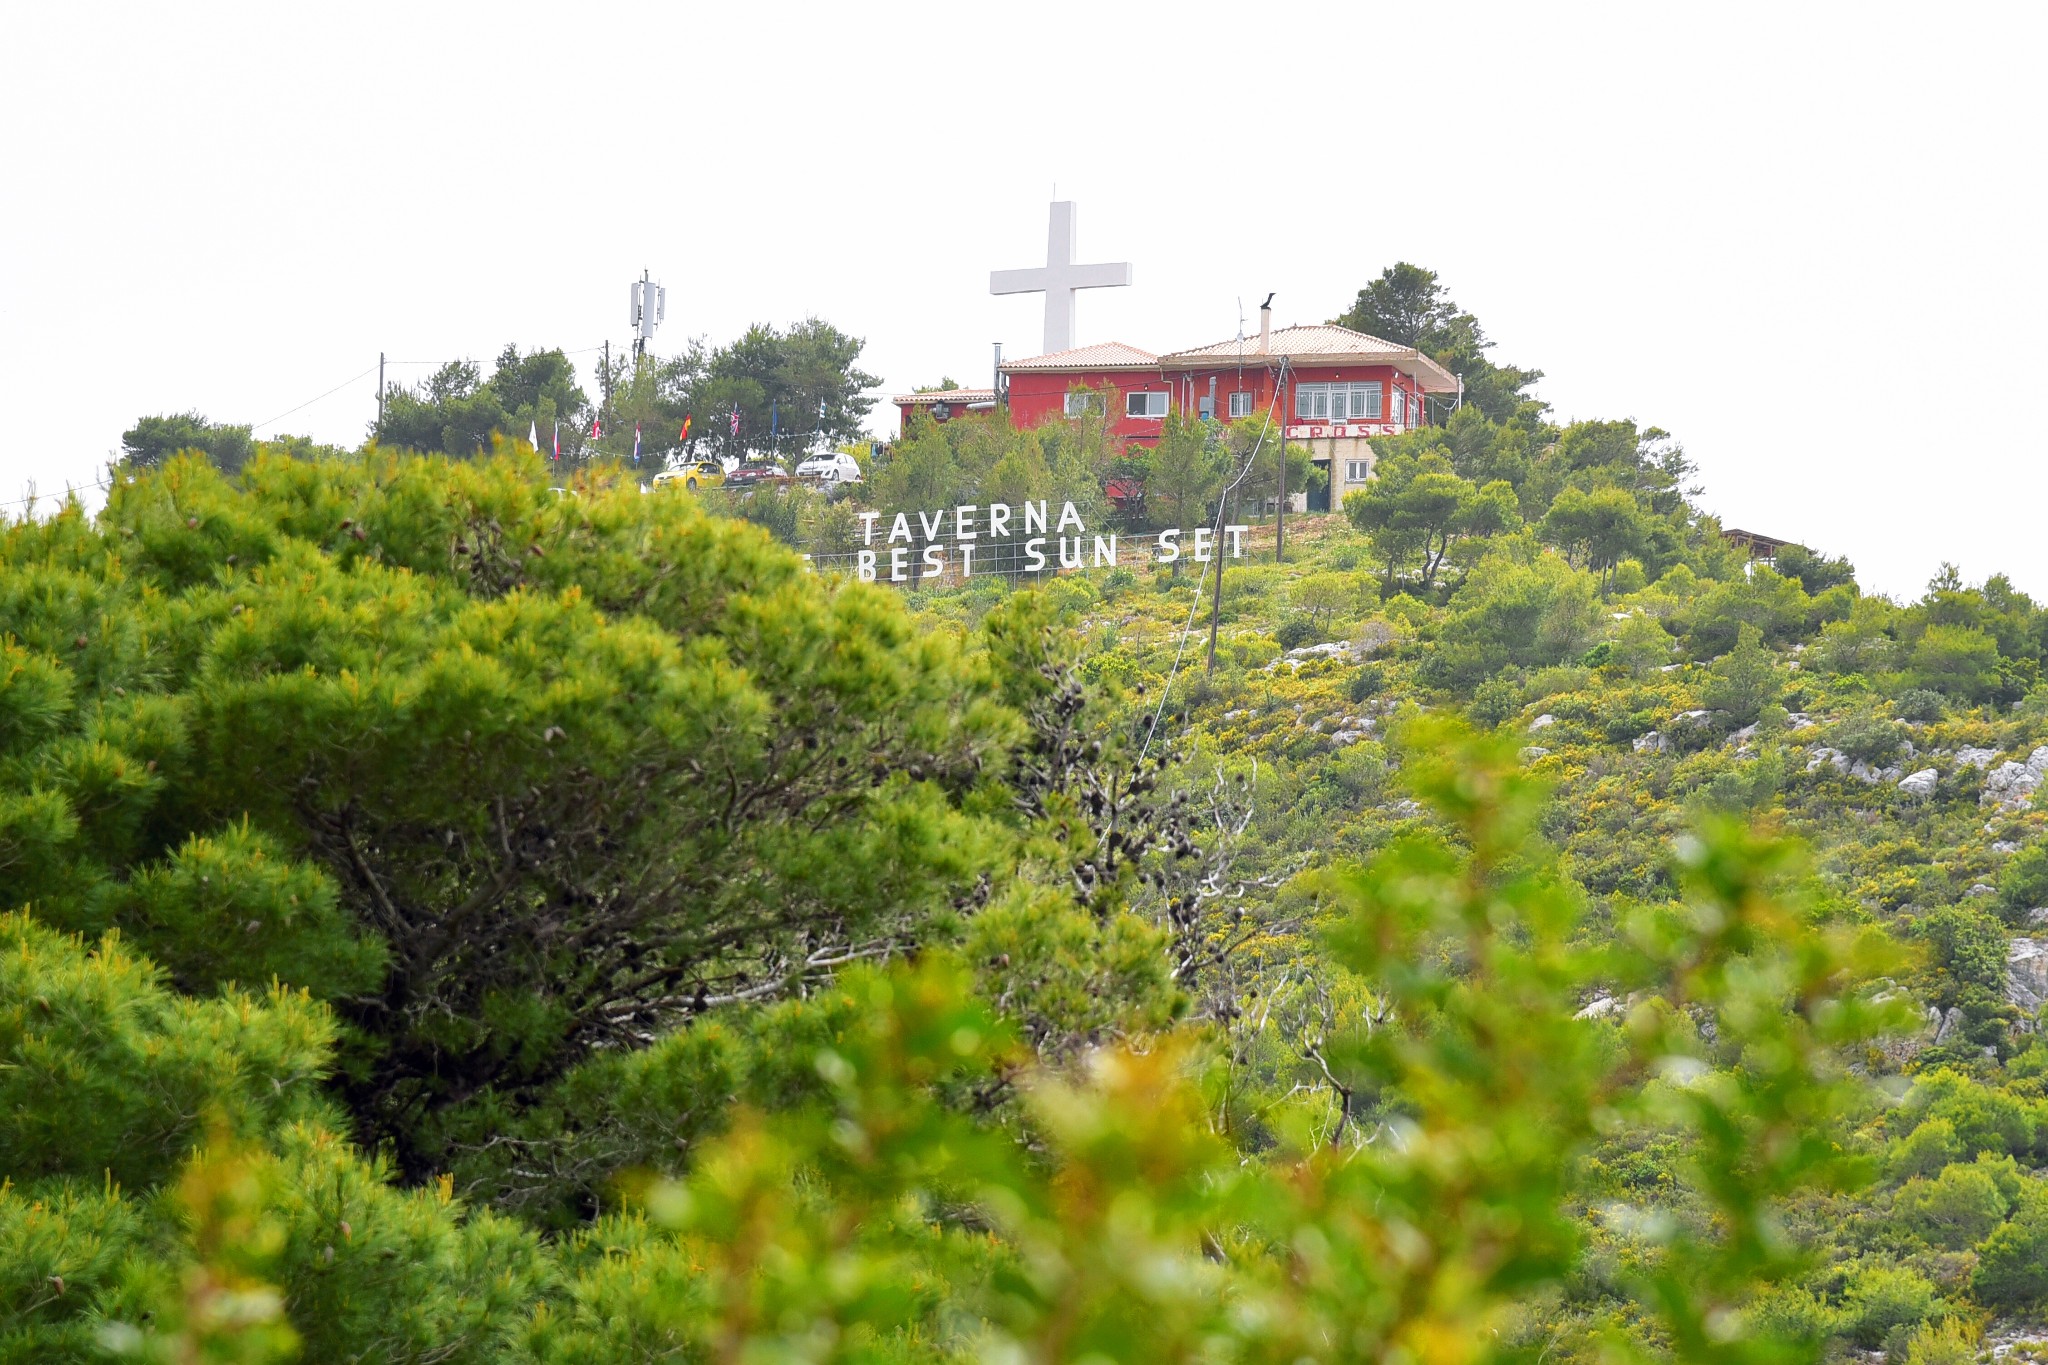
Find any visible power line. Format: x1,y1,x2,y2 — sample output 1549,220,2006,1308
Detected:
252,366,377,433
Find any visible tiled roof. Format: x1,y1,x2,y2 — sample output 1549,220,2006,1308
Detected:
999,341,1160,372
892,388,997,406
1158,325,1462,391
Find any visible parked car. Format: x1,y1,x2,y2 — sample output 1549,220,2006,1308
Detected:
725,462,791,489
651,459,725,491
794,452,864,487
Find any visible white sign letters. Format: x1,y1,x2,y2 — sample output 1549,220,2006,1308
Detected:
848,500,1248,584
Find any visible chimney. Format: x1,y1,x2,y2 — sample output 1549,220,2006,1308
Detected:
1257,292,1274,354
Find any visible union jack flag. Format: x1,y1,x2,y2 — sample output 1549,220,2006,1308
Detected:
728,406,740,437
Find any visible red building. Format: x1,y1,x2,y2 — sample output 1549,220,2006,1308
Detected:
891,387,998,429
903,313,1461,510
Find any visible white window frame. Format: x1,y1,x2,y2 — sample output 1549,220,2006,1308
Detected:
1064,390,1103,417
1349,382,1382,421
1294,384,1329,420
1228,391,1254,418
1125,390,1169,419
1346,460,1372,482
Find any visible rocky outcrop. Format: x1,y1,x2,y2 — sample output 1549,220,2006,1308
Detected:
2009,938,2048,1026
1806,746,1903,784
1982,746,2048,809
1898,768,1939,798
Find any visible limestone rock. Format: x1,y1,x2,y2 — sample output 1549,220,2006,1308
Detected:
1966,883,1996,897
1898,768,1939,798
1633,731,1666,754
1529,713,1556,731
1982,760,2041,810
1575,995,1625,1021
1285,641,1355,662
1521,746,1551,761
1807,746,1850,775
1956,746,1999,771
2008,938,2048,1026
1993,840,2022,855
1932,1005,1965,1046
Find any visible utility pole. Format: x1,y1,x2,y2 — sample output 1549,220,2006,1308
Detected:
602,340,612,441
376,352,385,438
1205,493,1230,675
1274,357,1288,564
1275,432,1286,563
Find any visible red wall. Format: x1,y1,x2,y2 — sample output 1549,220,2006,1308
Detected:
1002,362,1430,445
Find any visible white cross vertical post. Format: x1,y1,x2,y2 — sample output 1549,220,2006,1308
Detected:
990,201,1132,355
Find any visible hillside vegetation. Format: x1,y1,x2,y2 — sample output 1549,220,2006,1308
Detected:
5,432,2048,1364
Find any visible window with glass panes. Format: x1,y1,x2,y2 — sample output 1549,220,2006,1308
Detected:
1125,391,1168,418
1293,382,1382,421
1228,391,1254,418
1345,460,1372,482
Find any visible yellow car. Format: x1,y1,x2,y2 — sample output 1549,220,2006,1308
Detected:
652,459,725,491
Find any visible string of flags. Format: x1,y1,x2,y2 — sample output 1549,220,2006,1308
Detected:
517,396,828,464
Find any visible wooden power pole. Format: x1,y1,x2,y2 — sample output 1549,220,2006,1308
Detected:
375,352,384,438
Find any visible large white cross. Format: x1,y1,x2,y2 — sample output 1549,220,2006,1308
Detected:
990,201,1132,356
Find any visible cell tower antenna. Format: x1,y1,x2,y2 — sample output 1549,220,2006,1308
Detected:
629,269,666,360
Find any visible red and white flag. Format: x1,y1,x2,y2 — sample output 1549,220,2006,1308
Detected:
680,414,692,442
728,406,740,437
552,422,560,461
632,423,641,464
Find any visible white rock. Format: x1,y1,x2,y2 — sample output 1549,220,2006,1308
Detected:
1634,731,1667,754
1659,663,1684,672
1530,713,1556,731
1784,712,1817,730
1575,995,1625,1021
1966,883,1996,897
1806,746,1851,775
1329,729,1371,747
1898,768,1939,798
1285,641,1354,661
1993,840,2022,855
1956,747,1999,771
1932,1005,1965,1046
1982,761,2041,810
2008,939,2048,1023
2029,745,2048,778
1521,746,1551,761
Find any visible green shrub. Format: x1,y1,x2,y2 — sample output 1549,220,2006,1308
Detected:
1347,663,1387,704
1893,1163,2008,1248
1890,1118,1964,1181
1999,842,2048,921
1469,676,1524,729
1827,711,1907,766
1894,687,1947,723
1839,1261,1945,1348
1274,617,1321,651
1972,1199,2048,1310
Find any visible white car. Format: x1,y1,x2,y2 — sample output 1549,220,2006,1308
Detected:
794,452,863,486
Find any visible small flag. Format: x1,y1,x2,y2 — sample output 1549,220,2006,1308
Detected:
729,406,740,437
529,419,537,449
590,416,603,439
770,400,778,438
552,422,559,461
680,413,693,442
817,398,826,422
632,423,641,464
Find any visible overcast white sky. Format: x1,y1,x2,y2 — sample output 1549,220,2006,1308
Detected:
4,1,2042,598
